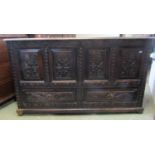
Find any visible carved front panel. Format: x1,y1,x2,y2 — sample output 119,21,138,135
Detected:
118,48,143,79
50,49,76,80
19,49,44,81
84,89,138,102
21,90,77,108
85,49,108,80
23,91,75,102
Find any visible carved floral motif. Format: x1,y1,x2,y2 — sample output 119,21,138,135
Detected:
119,49,141,79
87,49,107,79
20,49,43,80
52,49,75,80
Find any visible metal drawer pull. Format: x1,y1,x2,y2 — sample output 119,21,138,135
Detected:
138,51,143,54
107,92,114,99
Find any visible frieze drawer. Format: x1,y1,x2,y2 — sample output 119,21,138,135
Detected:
83,89,138,108
84,89,138,102
20,89,77,108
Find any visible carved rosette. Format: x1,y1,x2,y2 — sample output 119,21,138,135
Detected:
51,49,76,80
86,49,107,80
119,49,142,79
20,49,43,80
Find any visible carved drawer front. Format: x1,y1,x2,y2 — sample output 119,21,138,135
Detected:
49,48,77,81
19,49,44,81
116,48,144,79
84,89,138,103
20,89,77,108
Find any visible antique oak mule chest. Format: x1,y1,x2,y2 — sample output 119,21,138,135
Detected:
5,38,154,115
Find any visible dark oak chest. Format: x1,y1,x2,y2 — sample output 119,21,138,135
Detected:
5,38,154,115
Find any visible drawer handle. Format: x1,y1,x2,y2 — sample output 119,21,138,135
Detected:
107,92,114,99
138,50,143,54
